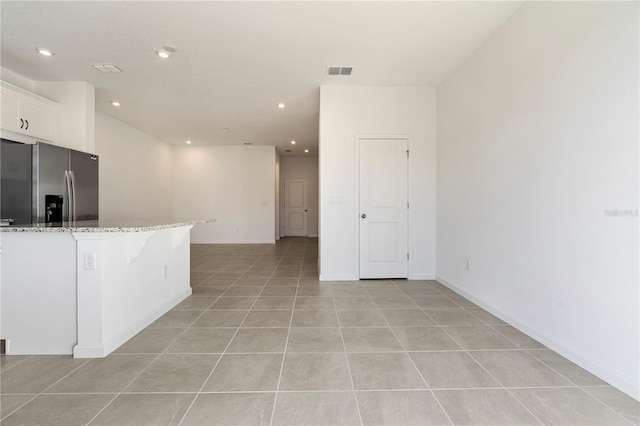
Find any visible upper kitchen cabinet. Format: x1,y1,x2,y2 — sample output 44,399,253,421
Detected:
1,82,58,143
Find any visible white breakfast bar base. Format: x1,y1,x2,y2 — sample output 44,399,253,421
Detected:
1,221,207,358
73,227,192,357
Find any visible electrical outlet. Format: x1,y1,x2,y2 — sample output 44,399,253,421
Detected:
84,252,97,270
465,259,471,271
163,265,169,279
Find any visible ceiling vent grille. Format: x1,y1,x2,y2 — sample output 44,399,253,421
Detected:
92,63,123,73
327,66,352,76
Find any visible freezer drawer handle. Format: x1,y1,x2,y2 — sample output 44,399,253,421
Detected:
25,120,29,130
19,118,24,129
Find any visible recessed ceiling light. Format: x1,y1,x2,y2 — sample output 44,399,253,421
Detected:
278,103,285,109
185,140,191,145
111,101,120,107
305,149,309,153
163,45,177,53
290,140,296,145
156,50,170,59
36,48,54,57
285,149,291,152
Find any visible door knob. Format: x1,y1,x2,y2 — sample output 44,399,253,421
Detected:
361,213,366,219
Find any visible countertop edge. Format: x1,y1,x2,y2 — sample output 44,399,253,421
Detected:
0,219,214,233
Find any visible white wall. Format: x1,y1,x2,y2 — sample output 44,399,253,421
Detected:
319,86,436,280
280,156,319,237
436,1,639,398
95,112,173,221
172,145,276,243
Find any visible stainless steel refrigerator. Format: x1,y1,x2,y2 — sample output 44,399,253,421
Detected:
0,139,33,225
33,142,99,223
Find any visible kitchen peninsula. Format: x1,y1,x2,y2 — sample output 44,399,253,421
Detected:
1,219,212,358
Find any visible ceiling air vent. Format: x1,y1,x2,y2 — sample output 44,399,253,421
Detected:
327,66,352,76
92,63,123,73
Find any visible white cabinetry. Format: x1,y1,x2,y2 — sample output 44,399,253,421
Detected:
1,82,58,142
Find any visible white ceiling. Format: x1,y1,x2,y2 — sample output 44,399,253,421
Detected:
0,1,522,156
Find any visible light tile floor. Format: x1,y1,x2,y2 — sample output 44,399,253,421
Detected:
1,237,638,425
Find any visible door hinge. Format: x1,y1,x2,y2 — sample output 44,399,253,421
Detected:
407,253,410,260
407,150,409,158
407,201,409,209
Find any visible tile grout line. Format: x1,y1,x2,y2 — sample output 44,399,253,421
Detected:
0,354,37,421
0,356,92,422
497,347,636,425
376,281,455,426
177,246,276,426
83,284,228,426
334,284,365,426
409,291,545,425
0,354,31,374
268,241,305,426
432,287,631,424
426,289,549,425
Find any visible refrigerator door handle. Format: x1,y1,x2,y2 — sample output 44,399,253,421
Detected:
69,170,77,222
64,170,72,221
64,170,72,220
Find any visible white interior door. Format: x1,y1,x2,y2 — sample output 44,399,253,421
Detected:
359,139,408,278
284,178,308,236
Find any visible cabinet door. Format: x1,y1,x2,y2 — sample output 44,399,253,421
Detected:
0,84,58,142
1,87,21,133
19,97,57,141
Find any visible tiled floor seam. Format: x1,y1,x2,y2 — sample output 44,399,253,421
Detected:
334,288,366,426
178,246,275,425
144,266,249,424
0,393,38,421
84,311,210,426
453,341,548,425
415,304,545,423
0,356,93,421
378,298,455,426
0,355,31,374
268,243,318,425
177,251,282,425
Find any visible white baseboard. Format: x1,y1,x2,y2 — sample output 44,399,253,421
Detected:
435,275,640,401
409,273,436,280
73,287,192,358
73,345,108,358
319,274,358,281
319,273,435,281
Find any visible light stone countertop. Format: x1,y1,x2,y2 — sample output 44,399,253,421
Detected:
0,218,214,233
